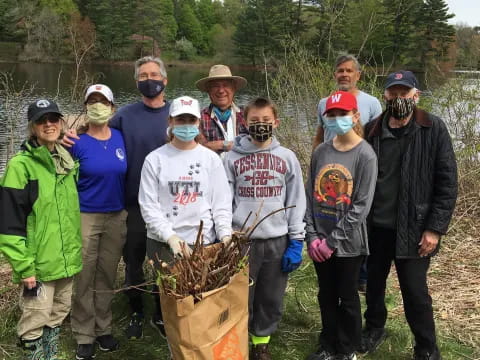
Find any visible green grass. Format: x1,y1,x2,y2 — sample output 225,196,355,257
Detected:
1,258,478,360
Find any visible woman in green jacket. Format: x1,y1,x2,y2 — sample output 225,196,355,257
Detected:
0,99,82,360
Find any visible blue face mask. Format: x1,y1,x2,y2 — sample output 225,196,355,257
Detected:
172,125,199,142
324,115,354,135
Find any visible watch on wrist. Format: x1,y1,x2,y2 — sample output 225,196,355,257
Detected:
223,139,229,151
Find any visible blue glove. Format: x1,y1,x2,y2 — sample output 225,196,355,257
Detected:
281,239,304,273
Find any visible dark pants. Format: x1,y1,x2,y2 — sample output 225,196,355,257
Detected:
249,236,289,337
314,255,364,355
365,227,437,353
123,206,161,316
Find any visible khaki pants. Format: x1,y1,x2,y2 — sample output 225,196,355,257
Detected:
17,277,73,340
71,210,127,344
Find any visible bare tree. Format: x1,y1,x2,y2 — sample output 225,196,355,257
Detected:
68,12,96,101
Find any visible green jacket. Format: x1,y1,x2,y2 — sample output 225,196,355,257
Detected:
0,141,82,283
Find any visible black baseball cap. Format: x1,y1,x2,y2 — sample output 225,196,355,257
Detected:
27,99,63,123
385,70,418,89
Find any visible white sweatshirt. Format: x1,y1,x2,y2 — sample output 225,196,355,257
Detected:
139,143,232,245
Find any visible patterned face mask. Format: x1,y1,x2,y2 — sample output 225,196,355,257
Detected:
248,122,273,142
386,97,416,120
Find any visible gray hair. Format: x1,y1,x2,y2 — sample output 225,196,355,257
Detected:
335,54,361,72
134,56,168,80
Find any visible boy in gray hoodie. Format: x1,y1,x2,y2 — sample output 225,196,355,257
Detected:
223,97,306,360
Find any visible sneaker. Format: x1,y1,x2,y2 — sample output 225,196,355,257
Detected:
75,343,95,360
96,334,119,352
250,343,272,360
336,353,357,360
413,346,442,360
358,327,386,354
150,314,167,339
125,312,144,340
306,346,336,360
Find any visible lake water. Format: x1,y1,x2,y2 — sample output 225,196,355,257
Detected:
1,63,479,173
0,62,265,173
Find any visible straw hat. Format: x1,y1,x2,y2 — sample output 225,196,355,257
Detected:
195,64,247,92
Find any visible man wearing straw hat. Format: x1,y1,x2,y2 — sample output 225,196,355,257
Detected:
196,64,248,155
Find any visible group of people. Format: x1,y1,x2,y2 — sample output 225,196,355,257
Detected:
0,54,457,360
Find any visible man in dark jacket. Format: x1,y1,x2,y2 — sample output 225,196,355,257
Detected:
359,71,457,360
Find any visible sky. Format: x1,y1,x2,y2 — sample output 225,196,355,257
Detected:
445,0,480,27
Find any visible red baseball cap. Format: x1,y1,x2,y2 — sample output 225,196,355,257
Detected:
323,91,358,115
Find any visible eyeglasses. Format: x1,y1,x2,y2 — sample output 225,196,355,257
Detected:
86,98,111,106
35,115,61,125
137,72,163,81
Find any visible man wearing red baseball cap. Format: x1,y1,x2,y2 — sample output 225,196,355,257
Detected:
359,71,458,360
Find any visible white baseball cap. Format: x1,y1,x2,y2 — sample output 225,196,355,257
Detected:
84,84,114,104
169,96,201,118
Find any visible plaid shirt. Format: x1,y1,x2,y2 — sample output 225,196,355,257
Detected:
199,103,248,147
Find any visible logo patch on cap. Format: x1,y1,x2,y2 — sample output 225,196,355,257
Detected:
330,94,342,103
95,85,102,90
395,73,403,79
181,99,193,106
36,100,50,108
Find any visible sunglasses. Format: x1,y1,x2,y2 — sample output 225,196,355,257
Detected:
35,115,61,125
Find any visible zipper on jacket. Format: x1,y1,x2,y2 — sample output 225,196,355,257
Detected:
55,174,69,276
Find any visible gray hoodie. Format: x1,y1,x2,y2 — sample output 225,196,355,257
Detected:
223,135,306,240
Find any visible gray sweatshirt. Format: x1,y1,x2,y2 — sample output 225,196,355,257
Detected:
305,140,377,256
223,135,306,240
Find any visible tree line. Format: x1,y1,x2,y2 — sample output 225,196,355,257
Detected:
0,0,478,71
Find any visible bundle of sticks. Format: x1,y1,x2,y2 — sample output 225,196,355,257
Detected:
156,205,295,300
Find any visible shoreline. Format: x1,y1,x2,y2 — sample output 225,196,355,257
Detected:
0,58,266,71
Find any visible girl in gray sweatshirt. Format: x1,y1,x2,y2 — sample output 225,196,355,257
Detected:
305,91,377,360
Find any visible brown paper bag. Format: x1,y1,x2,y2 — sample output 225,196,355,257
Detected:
160,267,249,360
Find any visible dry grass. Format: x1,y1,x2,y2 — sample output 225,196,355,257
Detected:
0,264,16,314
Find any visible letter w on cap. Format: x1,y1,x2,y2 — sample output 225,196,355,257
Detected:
331,94,342,103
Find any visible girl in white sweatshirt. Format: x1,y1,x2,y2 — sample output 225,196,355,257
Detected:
138,96,233,338
139,95,233,260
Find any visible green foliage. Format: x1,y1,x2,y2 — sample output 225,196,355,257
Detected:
455,25,480,69
233,0,303,65
0,0,469,70
0,0,17,41
86,0,134,60
176,2,204,53
39,0,77,16
175,37,197,61
135,0,177,53
158,0,178,47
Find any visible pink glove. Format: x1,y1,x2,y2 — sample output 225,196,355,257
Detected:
308,238,334,263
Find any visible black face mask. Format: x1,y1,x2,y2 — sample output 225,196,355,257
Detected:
249,123,273,142
386,97,416,120
138,79,165,98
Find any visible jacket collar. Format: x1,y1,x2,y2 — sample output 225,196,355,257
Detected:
367,107,432,138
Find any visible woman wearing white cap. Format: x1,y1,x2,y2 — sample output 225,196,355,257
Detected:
69,84,127,360
138,96,233,350
139,95,232,263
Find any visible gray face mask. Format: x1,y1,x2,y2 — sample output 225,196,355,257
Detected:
386,97,416,119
